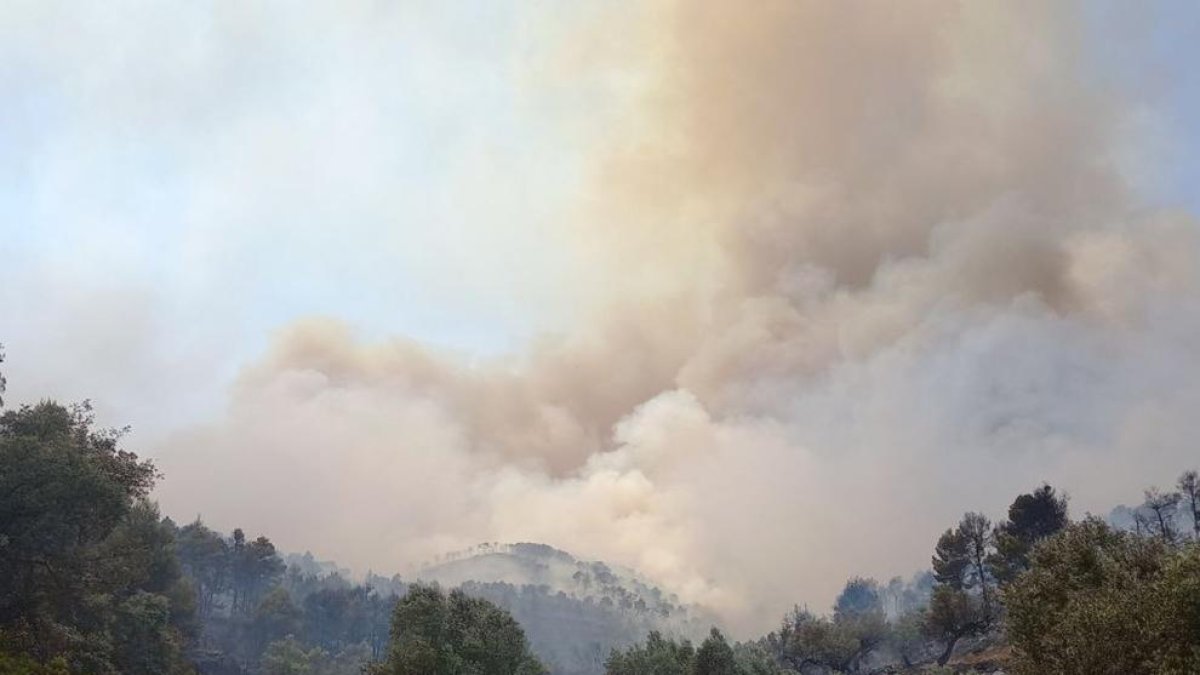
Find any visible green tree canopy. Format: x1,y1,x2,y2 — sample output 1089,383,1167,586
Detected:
0,400,193,673
370,583,545,675
606,631,694,675
990,484,1069,583
1005,518,1200,675
926,512,996,665
693,629,736,675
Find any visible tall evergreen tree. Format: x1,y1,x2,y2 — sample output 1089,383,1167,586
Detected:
990,484,1069,583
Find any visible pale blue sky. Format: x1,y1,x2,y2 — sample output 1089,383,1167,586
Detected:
1,1,595,433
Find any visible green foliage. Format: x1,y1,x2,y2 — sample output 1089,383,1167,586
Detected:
774,610,848,672
177,519,231,616
263,636,326,675
0,651,69,675
989,484,1069,584
605,631,694,675
926,511,997,665
922,585,982,664
260,636,372,675
0,401,193,673
763,574,888,673
370,584,546,675
931,527,969,590
231,529,287,614
1004,518,1200,674
111,591,191,675
608,630,784,675
0,402,156,622
693,629,736,675
729,642,782,675
254,588,304,653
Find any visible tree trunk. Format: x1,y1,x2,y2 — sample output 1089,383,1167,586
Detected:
937,633,961,666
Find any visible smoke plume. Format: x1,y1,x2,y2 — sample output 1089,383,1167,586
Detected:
154,1,1200,634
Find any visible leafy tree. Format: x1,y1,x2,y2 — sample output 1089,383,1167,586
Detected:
730,642,782,675
605,631,694,675
936,511,993,612
221,528,286,617
96,501,197,671
833,578,880,618
253,589,303,655
766,575,889,673
883,610,927,668
0,401,193,673
926,512,996,665
261,637,370,675
177,519,230,617
610,632,783,675
1004,517,1200,674
694,629,736,675
0,403,156,623
922,585,984,667
110,591,190,675
831,578,886,672
769,608,861,673
371,584,546,675
263,636,328,675
931,528,969,590
237,534,286,614
232,529,248,613
989,484,1069,583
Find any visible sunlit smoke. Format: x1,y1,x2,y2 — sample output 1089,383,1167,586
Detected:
153,0,1200,635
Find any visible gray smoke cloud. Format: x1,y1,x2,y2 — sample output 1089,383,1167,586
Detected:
140,1,1200,634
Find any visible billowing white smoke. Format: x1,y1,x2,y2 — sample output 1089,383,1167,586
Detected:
154,0,1200,634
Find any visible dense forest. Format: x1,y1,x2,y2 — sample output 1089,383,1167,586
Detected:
3,350,1200,675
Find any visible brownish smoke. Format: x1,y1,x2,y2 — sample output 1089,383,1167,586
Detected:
155,1,1200,634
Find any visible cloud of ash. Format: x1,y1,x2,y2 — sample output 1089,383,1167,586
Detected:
155,1,1200,634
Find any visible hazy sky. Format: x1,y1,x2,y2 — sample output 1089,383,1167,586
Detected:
4,1,1200,634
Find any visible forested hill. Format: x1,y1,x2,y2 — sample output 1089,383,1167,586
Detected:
178,535,711,675
178,530,705,674
415,544,711,674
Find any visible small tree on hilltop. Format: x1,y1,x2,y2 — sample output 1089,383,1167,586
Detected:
371,584,545,675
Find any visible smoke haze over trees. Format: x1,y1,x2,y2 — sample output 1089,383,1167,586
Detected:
5,348,1200,672
5,0,1200,673
54,0,1195,632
